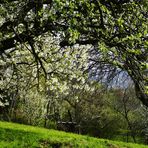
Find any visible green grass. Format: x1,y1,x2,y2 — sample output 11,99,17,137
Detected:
0,121,148,148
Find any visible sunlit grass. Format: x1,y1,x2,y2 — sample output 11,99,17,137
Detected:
0,121,147,148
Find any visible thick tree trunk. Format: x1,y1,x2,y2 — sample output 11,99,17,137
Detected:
135,82,148,107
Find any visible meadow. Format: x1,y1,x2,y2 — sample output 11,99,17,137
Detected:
0,121,147,148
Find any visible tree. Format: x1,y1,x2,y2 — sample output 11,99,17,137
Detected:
0,31,89,126
0,0,148,106
106,87,140,142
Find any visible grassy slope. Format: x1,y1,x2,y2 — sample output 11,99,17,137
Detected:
0,121,148,148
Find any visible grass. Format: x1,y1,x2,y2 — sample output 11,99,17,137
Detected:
0,121,148,148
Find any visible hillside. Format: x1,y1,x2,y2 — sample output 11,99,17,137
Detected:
0,121,147,148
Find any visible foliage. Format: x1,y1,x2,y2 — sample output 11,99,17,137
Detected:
0,0,148,106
